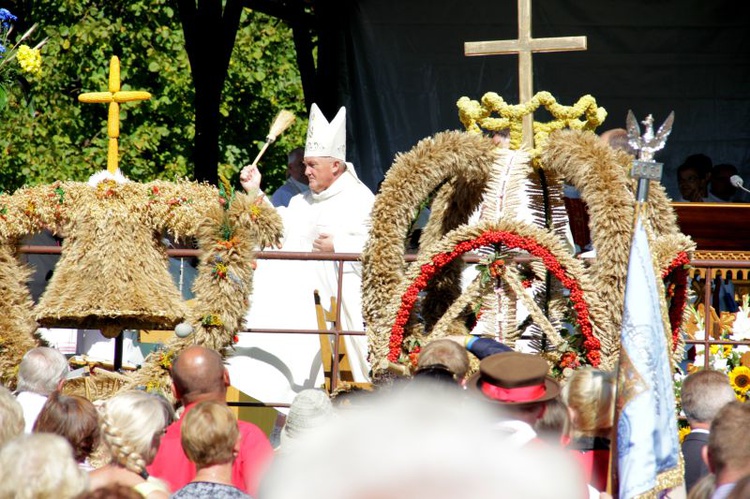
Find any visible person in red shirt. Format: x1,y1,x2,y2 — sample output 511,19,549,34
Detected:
147,346,273,496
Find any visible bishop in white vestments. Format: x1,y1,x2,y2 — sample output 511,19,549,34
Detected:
228,104,374,407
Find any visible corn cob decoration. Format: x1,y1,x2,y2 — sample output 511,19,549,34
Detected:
79,56,151,173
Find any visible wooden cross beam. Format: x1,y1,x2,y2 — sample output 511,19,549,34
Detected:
79,56,152,174
465,0,586,148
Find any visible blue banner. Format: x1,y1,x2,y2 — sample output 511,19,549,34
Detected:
616,219,684,498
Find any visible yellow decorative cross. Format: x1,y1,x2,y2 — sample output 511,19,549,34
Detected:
78,56,152,174
465,0,586,148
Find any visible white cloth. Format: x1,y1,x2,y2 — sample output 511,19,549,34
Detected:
16,391,48,433
37,328,78,355
271,178,309,208
228,169,374,406
492,419,538,448
76,329,145,368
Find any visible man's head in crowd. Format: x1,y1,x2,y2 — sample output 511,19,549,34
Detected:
681,369,736,429
677,154,712,201
171,345,230,405
17,347,69,395
287,147,308,185
705,401,750,486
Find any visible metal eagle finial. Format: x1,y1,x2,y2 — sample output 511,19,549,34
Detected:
626,110,675,162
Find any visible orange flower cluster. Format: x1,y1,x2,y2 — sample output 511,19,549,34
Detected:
560,352,581,369
96,180,116,198
488,260,505,279
215,237,238,251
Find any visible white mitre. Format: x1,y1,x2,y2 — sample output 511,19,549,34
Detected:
304,103,346,161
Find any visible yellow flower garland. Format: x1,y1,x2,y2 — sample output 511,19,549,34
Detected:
457,91,607,158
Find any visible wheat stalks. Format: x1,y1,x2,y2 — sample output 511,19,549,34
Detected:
249,110,296,168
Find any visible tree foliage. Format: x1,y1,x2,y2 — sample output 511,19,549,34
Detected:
0,0,306,193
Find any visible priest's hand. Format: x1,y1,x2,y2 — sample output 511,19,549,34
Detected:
240,164,262,193
313,233,334,252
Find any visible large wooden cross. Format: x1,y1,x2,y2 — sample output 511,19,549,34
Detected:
465,0,586,148
79,56,152,174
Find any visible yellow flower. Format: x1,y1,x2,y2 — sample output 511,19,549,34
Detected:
678,426,691,443
16,44,42,75
729,365,750,395
157,349,175,370
249,204,261,220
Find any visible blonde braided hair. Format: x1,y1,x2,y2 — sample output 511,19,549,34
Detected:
99,390,168,476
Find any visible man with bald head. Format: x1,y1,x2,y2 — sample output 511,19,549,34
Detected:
147,346,273,496
599,128,636,156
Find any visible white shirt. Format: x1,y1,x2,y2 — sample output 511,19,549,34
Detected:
16,391,48,433
711,483,735,499
493,419,538,448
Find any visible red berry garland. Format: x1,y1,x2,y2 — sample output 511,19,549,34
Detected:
662,252,690,352
389,230,600,366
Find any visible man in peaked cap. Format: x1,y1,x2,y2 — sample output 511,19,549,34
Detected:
467,352,594,499
233,104,374,405
467,351,560,447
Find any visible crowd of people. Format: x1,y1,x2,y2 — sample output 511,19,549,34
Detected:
1,102,747,498
2,340,747,499
0,345,270,498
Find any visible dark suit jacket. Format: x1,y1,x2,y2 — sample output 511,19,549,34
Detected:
467,337,512,360
682,431,710,493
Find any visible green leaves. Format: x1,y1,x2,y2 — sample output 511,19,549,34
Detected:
0,2,306,194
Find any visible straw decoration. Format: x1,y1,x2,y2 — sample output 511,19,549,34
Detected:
248,109,297,169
